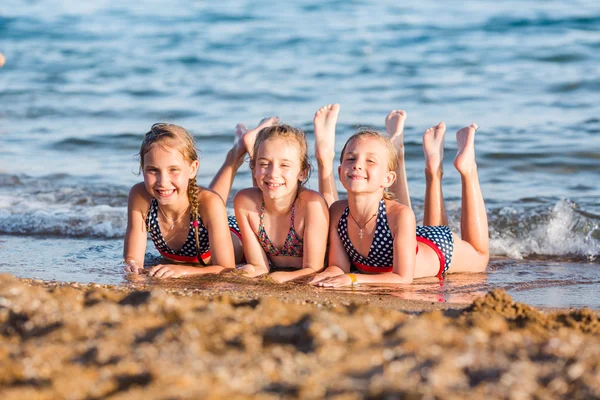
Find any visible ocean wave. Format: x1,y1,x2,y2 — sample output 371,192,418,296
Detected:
489,199,599,261
2,178,598,262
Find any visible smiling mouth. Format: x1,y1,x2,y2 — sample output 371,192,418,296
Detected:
265,182,284,188
348,175,367,180
156,189,176,196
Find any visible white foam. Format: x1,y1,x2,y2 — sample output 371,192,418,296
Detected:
490,199,599,260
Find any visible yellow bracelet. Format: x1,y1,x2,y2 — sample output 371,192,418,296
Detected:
347,273,358,286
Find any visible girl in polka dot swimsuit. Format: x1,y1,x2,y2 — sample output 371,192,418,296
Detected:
234,115,331,283
123,118,277,278
310,106,490,286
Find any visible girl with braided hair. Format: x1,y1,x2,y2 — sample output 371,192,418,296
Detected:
124,118,277,278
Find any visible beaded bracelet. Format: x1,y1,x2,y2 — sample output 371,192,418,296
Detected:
347,273,358,286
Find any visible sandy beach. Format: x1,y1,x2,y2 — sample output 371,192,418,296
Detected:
1,272,599,399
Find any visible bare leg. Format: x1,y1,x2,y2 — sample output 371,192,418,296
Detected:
242,116,280,186
241,116,280,160
209,124,248,203
449,123,489,272
314,104,340,206
422,122,448,226
385,110,410,208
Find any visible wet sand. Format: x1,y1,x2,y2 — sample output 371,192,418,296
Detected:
1,272,599,399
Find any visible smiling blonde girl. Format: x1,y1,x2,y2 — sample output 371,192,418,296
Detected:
123,118,276,278
234,123,330,283
310,118,489,286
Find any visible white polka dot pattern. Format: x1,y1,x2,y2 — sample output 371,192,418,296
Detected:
145,199,240,260
416,225,454,274
337,199,454,273
337,199,394,269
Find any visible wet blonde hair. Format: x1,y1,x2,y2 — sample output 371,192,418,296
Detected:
339,129,397,200
138,123,205,264
250,124,312,188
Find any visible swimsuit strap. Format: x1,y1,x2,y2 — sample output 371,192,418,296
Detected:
258,201,303,257
338,199,394,270
146,198,210,263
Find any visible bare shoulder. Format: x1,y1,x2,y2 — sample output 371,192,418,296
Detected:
329,199,349,221
297,188,328,208
233,187,263,211
128,182,152,210
384,200,416,230
197,186,226,208
129,182,150,198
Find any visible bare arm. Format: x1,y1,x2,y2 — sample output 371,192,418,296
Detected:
234,189,271,277
147,189,237,279
315,201,416,287
123,183,150,274
200,189,236,271
348,203,416,284
310,200,351,285
269,191,329,283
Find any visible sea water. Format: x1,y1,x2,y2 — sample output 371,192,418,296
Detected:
1,0,599,308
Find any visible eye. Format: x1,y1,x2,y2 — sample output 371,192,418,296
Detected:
367,159,376,164
259,162,269,168
169,168,180,173
281,163,290,168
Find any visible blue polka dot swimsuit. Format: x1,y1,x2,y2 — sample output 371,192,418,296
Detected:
146,198,241,264
337,199,454,278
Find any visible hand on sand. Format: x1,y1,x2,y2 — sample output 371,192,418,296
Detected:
269,271,294,283
314,274,353,288
147,264,197,279
308,266,344,285
237,264,267,278
123,260,145,275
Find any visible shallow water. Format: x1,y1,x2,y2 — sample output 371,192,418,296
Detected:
1,0,599,308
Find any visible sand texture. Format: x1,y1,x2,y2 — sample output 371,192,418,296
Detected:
1,273,600,399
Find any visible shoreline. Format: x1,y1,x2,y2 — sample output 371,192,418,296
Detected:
2,273,600,398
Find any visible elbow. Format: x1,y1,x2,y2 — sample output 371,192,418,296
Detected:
303,262,326,273
393,272,413,284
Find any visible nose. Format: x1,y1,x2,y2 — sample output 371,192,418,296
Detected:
266,164,280,176
156,172,169,186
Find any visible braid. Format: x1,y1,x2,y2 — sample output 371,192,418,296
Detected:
187,177,204,265
383,190,395,201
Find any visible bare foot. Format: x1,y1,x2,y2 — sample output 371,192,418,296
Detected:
454,123,478,175
242,116,280,159
230,123,248,162
385,109,407,154
423,122,446,177
313,104,340,164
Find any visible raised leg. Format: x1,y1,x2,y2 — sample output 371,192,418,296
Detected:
422,122,448,226
449,123,489,273
314,104,340,207
385,109,410,208
242,116,280,187
209,124,249,203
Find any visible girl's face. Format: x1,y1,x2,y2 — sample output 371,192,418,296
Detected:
338,136,395,195
253,137,307,201
142,144,198,206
